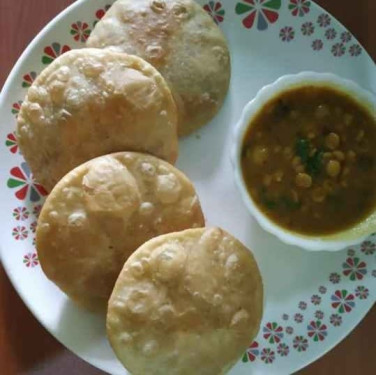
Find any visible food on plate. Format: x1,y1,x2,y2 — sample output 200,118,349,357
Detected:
241,85,376,235
107,227,263,375
36,152,204,311
17,48,178,191
87,0,231,137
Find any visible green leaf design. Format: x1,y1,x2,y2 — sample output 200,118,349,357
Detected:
7,178,25,188
42,56,54,65
263,0,281,10
235,3,253,15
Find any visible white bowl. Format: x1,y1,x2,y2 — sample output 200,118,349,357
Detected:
231,71,376,251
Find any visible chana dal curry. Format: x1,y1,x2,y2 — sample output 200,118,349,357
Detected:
241,86,376,235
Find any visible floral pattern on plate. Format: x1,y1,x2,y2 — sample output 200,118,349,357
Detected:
235,0,281,30
203,1,225,24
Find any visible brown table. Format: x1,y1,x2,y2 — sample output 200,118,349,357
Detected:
0,1,375,374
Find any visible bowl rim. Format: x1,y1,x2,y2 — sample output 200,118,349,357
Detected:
231,71,376,251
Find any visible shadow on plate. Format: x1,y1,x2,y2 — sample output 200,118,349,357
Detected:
240,213,347,304
177,89,235,182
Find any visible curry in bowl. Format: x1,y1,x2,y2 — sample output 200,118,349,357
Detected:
241,85,376,236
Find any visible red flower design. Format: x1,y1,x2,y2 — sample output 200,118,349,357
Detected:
342,257,367,281
294,313,303,323
23,253,39,268
30,221,37,233
355,286,369,300
235,0,281,31
298,301,307,310
33,204,42,218
71,21,91,42
203,1,225,24
22,71,37,88
277,343,289,356
285,326,294,335
11,100,23,117
293,335,308,351
315,310,324,320
318,286,327,294
340,31,352,43
5,132,19,154
301,21,314,36
330,313,342,327
242,341,259,362
325,28,337,40
13,207,29,221
12,226,28,240
317,13,331,28
311,39,323,51
349,44,362,57
7,162,47,202
331,43,346,57
261,348,275,364
361,241,375,255
329,272,340,284
279,26,295,42
288,0,311,17
307,320,327,341
263,322,284,344
311,294,321,305
331,290,355,313
42,43,71,65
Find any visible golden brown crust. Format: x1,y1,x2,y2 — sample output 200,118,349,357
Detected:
107,227,263,374
87,0,231,136
36,152,204,311
17,49,178,191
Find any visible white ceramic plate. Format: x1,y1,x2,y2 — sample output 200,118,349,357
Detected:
0,0,375,374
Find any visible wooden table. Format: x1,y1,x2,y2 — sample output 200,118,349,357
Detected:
0,1,375,374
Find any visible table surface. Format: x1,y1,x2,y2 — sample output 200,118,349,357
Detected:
0,0,375,374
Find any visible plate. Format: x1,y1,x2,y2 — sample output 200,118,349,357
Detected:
0,0,375,373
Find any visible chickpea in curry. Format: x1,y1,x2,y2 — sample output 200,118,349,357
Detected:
241,86,376,235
